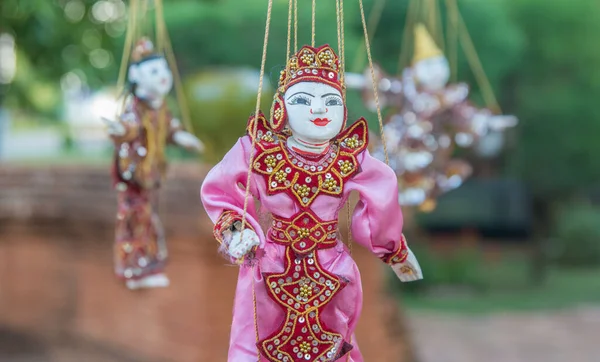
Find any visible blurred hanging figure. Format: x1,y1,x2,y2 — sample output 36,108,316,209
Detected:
365,24,517,211
104,38,204,290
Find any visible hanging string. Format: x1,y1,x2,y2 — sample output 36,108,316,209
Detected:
359,0,388,165
434,0,445,52
242,2,274,242
339,3,353,357
311,0,316,46
427,0,438,47
286,0,293,57
339,0,346,92
336,0,342,69
294,0,298,51
398,0,420,73
427,0,434,36
448,0,501,113
351,0,386,73
154,0,167,168
339,0,351,259
160,14,195,134
154,0,165,53
116,0,138,104
238,0,274,358
334,0,353,258
446,0,458,82
139,0,149,37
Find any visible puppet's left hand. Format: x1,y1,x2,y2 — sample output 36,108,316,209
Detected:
173,130,204,153
391,247,423,282
487,115,518,131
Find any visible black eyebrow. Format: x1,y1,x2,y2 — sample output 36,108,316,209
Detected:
321,93,341,98
286,91,314,99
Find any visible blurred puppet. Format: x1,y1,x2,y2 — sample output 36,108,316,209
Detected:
104,38,204,290
349,24,517,211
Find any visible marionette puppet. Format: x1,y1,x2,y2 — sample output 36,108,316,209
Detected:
105,38,204,290
356,24,517,210
201,44,422,362
402,24,517,146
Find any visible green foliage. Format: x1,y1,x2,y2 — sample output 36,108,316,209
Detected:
3,0,600,206
403,266,600,313
1,0,124,114
392,242,486,295
184,68,274,162
505,0,600,195
165,1,360,77
354,0,523,105
551,203,600,267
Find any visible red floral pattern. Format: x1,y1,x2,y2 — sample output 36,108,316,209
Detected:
247,113,368,209
259,248,350,361
270,211,338,255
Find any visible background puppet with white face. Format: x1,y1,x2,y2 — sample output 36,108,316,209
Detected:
362,24,517,210
106,37,203,290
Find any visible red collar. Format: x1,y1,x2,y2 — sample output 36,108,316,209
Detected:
290,145,331,158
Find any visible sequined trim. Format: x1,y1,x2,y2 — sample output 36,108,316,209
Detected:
270,211,338,255
380,234,409,265
259,248,348,361
247,113,369,209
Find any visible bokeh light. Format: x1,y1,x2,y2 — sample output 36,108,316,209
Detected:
0,33,16,84
64,0,86,23
89,48,112,69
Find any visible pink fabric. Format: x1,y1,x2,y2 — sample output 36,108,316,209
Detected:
200,135,404,361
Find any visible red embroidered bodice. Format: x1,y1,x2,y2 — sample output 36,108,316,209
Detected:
246,113,367,361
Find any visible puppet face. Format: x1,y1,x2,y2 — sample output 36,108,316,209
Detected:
413,55,450,92
284,81,345,144
128,57,173,100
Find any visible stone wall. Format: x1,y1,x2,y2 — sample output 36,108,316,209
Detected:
0,163,410,362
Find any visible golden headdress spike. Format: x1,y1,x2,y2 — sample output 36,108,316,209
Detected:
277,44,342,92
412,23,444,64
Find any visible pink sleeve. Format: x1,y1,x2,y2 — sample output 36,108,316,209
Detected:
200,136,264,247
346,150,409,264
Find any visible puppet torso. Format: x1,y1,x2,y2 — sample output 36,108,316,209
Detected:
113,97,174,190
247,114,371,361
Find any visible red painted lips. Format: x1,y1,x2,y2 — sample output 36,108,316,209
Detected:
311,118,331,127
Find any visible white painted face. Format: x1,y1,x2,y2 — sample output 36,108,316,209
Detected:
128,57,173,100
284,81,345,144
413,55,450,92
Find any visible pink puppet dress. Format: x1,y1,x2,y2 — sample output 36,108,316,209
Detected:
108,38,187,285
201,45,416,362
110,96,183,282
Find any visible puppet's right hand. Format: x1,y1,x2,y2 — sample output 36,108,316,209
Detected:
228,229,260,259
102,117,126,137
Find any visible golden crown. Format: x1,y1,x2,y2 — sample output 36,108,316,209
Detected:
277,44,342,92
412,24,444,64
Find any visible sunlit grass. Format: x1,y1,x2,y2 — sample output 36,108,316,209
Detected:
399,263,600,313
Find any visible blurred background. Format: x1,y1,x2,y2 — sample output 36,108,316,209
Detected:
1,0,600,361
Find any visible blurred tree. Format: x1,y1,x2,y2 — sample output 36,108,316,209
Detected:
165,0,364,155
165,1,360,84
184,68,274,163
0,0,126,115
507,0,600,194
0,0,231,116
504,0,600,282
